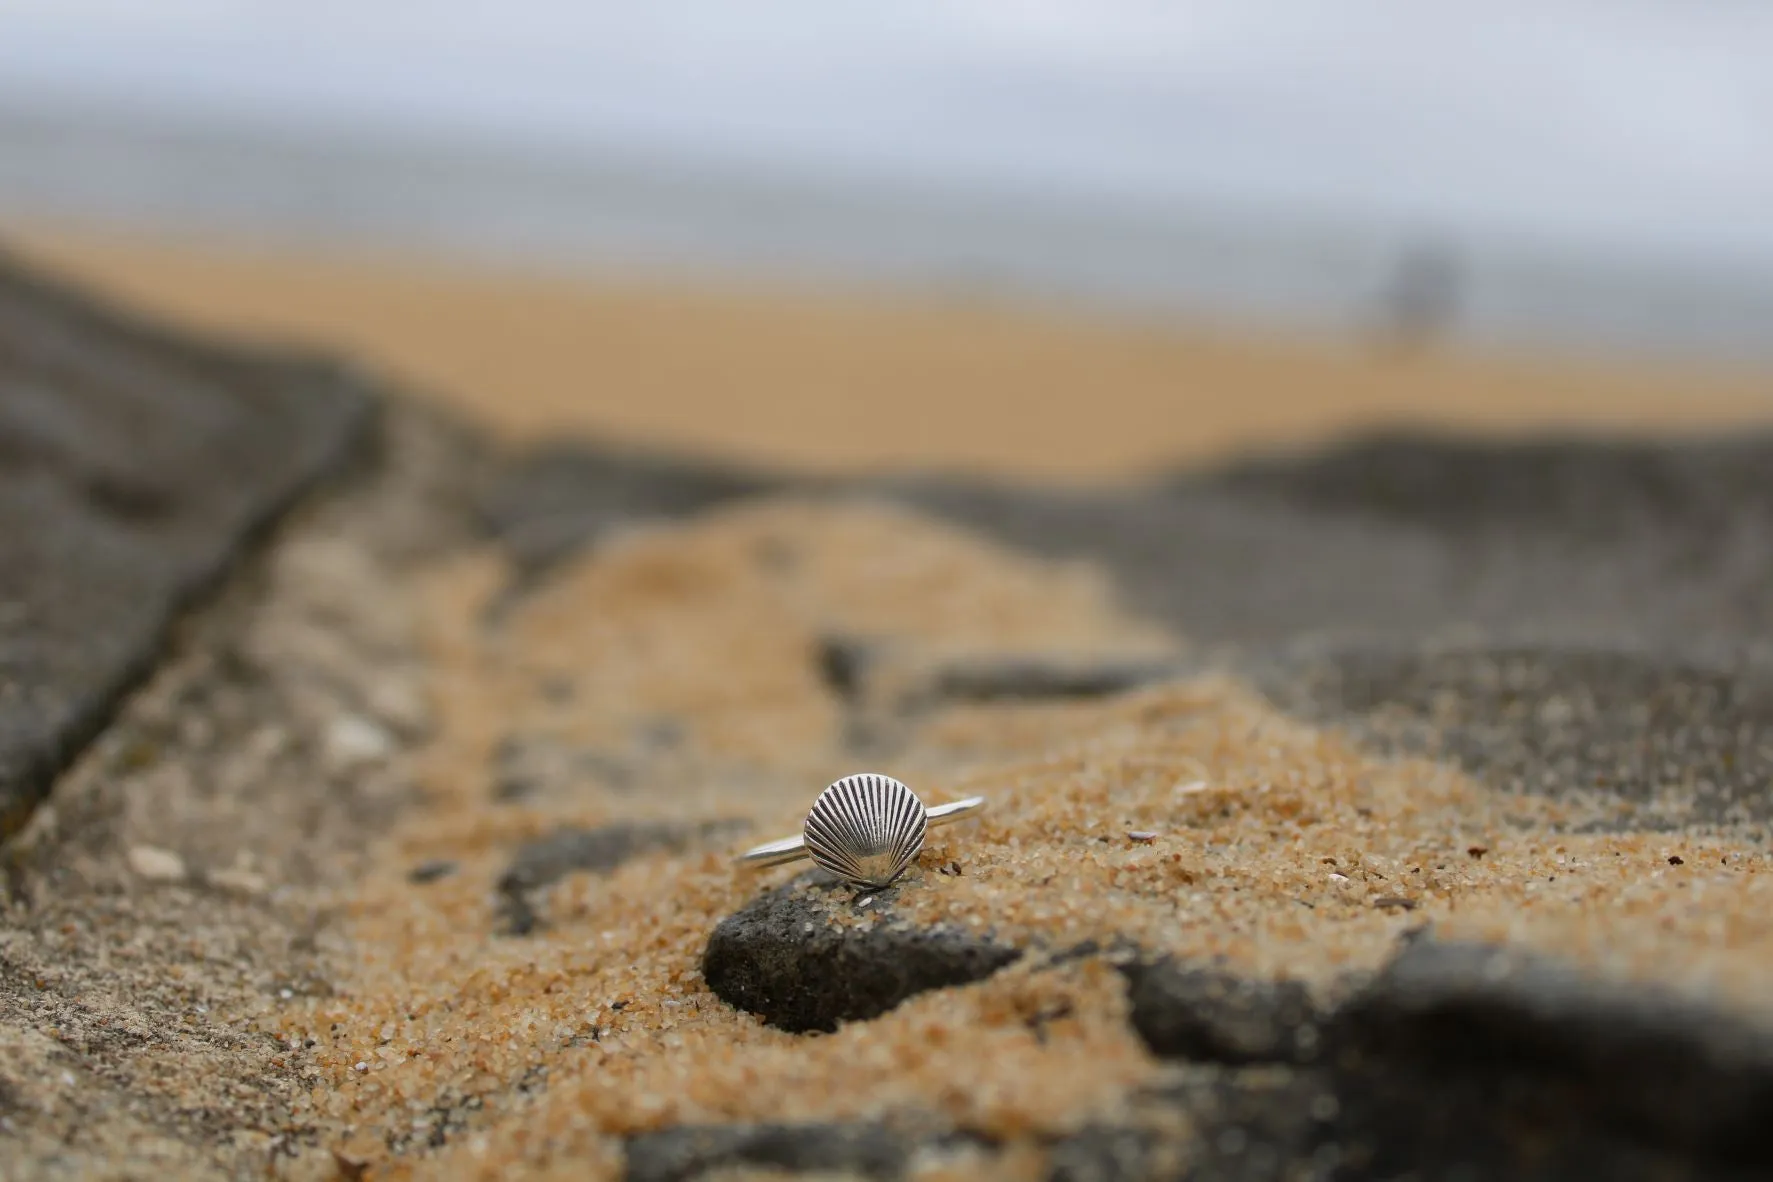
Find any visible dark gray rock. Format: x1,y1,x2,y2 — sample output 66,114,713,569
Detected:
496,819,746,934
1085,935,1773,1181
702,877,1022,1033
492,435,1773,828
1118,958,1324,1066
1205,432,1773,546
407,859,458,884
924,654,1190,704
617,921,1773,1176
814,634,874,703
487,430,1773,652
624,1121,908,1182
1328,936,1773,1171
894,442,1773,652
809,637,1194,758
478,443,786,579
1180,431,1773,650
1150,1070,1338,1182
499,821,736,893
815,635,1186,709
1043,1126,1162,1182
0,248,376,842
1255,644,1773,826
882,476,1456,650
1102,1065,1733,1182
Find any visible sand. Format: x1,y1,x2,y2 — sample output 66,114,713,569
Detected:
4,227,1772,1180
11,224,1772,484
230,493,1764,1181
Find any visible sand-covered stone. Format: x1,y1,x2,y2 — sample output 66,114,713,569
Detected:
703,877,1023,1033
1117,956,1324,1066
1206,431,1773,549
251,489,1756,1179
478,443,785,581
1058,931,1773,1180
494,426,1773,656
497,819,748,934
0,400,480,1179
1256,644,1773,826
623,1120,910,1182
416,431,1773,1178
0,249,375,839
1331,936,1773,1163
6,253,1773,1178
1042,1125,1169,1182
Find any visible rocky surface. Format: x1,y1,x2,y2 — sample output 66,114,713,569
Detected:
1116,956,1325,1067
623,1120,914,1182
965,429,1773,647
477,443,787,582
4,248,1773,1180
0,250,377,841
1327,936,1773,1175
496,819,748,935
0,397,483,1177
450,430,1773,1180
492,426,1773,652
702,876,1023,1033
1255,643,1773,828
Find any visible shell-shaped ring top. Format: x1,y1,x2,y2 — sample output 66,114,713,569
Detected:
802,773,929,888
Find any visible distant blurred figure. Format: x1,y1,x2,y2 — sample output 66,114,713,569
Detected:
1374,239,1463,355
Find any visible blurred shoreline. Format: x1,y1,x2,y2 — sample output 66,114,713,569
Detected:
5,101,1773,370
13,220,1771,486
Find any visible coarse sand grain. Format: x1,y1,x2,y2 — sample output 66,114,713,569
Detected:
267,499,1773,1179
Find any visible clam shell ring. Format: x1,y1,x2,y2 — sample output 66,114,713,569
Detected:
738,774,986,889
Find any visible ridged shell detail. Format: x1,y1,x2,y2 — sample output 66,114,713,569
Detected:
802,773,928,888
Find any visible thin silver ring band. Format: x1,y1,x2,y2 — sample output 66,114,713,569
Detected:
738,796,987,869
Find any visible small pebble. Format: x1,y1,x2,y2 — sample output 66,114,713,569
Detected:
366,679,429,734
208,868,268,897
1372,896,1418,911
127,845,187,883
409,858,459,884
326,715,396,769
1127,831,1159,843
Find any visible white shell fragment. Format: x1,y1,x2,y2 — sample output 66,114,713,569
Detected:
127,845,187,883
801,773,929,888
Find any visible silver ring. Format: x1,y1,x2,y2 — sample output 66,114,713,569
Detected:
738,773,986,888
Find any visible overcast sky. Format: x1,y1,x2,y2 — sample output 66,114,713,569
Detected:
1,1,1769,266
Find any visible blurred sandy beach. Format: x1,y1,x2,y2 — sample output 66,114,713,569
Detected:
14,224,1773,486
10,10,1773,1177
5,2,1773,483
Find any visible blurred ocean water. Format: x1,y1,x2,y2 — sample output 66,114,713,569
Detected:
0,1,1770,361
